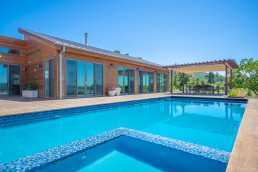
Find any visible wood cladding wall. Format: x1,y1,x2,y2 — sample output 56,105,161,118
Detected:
24,36,59,98
1,34,169,99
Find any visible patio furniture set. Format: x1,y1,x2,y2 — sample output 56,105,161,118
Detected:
189,85,221,94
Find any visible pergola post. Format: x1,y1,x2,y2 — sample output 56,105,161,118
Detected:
230,69,233,89
182,73,185,93
225,65,228,95
171,70,173,94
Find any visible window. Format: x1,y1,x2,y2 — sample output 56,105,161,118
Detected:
0,47,20,55
138,70,154,93
117,67,135,94
65,59,103,97
157,73,168,92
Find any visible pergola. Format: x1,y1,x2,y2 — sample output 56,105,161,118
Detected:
164,59,239,95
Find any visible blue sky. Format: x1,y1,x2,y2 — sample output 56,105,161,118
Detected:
0,0,257,65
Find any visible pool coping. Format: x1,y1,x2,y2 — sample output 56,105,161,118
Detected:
226,98,258,172
0,94,173,117
0,94,247,117
0,127,230,172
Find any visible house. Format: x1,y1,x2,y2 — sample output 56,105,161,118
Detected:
0,28,169,99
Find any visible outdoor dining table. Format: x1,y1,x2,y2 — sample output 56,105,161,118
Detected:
189,85,220,94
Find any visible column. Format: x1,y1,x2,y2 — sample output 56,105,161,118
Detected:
230,69,232,89
182,73,185,93
171,70,173,94
225,65,228,95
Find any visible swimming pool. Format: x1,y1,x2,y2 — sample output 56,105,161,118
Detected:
0,97,246,165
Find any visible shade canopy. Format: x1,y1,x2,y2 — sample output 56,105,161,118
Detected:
164,59,238,74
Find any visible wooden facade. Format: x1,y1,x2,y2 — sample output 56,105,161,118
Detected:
0,30,169,99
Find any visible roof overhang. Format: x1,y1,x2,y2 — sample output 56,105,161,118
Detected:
164,60,238,74
18,28,165,70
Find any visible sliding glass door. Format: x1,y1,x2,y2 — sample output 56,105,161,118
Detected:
118,67,124,93
157,73,168,92
138,70,154,93
142,72,149,93
66,59,103,97
149,72,154,93
129,69,135,94
0,64,21,96
0,64,8,95
9,65,21,95
66,59,77,96
86,63,94,96
77,61,86,96
95,64,103,96
44,59,54,97
117,67,135,94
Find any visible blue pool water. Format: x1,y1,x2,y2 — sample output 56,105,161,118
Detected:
0,98,246,164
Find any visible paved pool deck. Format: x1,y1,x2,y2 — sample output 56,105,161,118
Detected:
226,98,258,172
0,93,173,116
0,93,257,171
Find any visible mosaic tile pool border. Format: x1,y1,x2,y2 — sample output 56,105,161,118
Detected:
0,97,164,126
0,96,247,126
0,127,230,172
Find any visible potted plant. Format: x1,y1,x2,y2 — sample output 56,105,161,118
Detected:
115,86,121,96
22,83,38,98
108,85,116,96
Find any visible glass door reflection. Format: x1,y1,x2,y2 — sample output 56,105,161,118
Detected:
0,64,8,95
44,59,54,97
95,64,103,96
86,63,94,96
66,59,77,96
9,65,21,95
77,61,86,96
65,59,103,97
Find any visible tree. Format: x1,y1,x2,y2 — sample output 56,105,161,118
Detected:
125,53,129,56
208,72,215,84
173,72,179,89
233,58,258,95
114,50,120,54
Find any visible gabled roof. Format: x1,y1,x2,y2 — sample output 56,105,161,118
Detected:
164,59,238,74
18,28,163,68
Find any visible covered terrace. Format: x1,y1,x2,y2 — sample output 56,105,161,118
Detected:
165,59,239,95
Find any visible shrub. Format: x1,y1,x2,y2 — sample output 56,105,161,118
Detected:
228,89,240,97
24,83,38,90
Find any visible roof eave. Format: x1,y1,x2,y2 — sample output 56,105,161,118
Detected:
18,28,57,49
19,28,164,69
61,45,165,70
